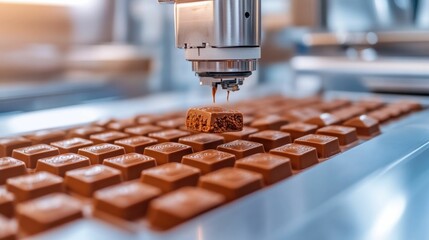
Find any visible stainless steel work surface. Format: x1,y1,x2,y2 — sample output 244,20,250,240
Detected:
29,109,429,240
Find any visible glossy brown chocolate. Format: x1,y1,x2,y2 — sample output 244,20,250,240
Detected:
250,115,288,131
36,153,90,177
316,125,358,146
220,126,258,142
269,143,319,170
343,115,381,137
114,136,158,154
6,171,63,202
0,157,27,185
0,216,16,240
148,129,191,143
124,125,163,136
50,138,93,154
305,113,341,127
157,117,186,129
235,153,292,185
16,193,82,235
94,181,161,220
89,131,130,144
199,167,263,201
144,142,193,165
25,130,66,145
0,137,32,157
12,144,60,169
182,149,236,174
65,165,122,197
280,122,318,141
186,107,243,133
67,126,105,139
148,187,224,230
0,189,14,218
107,119,136,131
78,143,125,164
103,153,156,181
217,140,264,159
249,130,291,151
141,162,200,193
178,133,225,152
295,134,341,158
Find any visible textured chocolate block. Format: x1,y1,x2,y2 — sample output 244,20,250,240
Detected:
178,133,224,152
0,189,14,218
16,193,82,235
186,107,243,133
65,165,122,197
199,168,263,202
0,137,31,157
270,143,318,170
0,157,27,185
0,216,16,240
295,134,341,158
12,144,60,169
235,153,292,185
182,149,236,174
141,163,200,193
6,172,63,202
148,187,224,230
103,153,156,181
94,181,161,220
36,153,90,177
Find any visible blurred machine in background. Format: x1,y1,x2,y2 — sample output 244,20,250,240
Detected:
1,0,429,113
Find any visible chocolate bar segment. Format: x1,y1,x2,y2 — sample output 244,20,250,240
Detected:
0,216,16,240
124,125,163,136
0,157,27,185
199,167,263,202
270,143,318,170
0,189,14,218
6,172,63,202
12,144,60,169
0,137,32,157
250,115,288,131
157,117,186,129
78,143,125,164
295,134,341,158
148,129,191,143
178,133,224,152
103,153,156,181
16,193,82,235
36,153,90,177
305,113,341,127
182,149,236,174
280,122,318,141
141,162,200,193
343,115,381,137
221,126,258,142
50,138,93,154
235,153,292,185
114,136,158,153
94,181,161,220
249,130,291,151
148,187,224,230
217,140,264,159
186,107,243,133
144,142,193,165
68,126,105,139
65,165,122,197
316,125,358,146
90,131,129,144
25,130,66,145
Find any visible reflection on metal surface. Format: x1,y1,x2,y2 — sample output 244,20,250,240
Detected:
368,195,406,239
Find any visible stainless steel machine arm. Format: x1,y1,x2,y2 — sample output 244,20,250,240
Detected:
159,0,261,92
